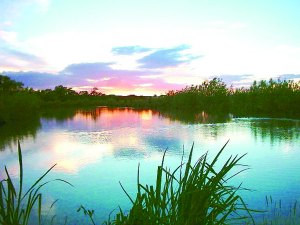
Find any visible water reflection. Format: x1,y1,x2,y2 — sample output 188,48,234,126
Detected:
41,107,79,121
0,115,41,151
52,141,113,174
76,107,161,129
246,118,299,144
0,107,299,223
158,110,233,124
1,107,299,152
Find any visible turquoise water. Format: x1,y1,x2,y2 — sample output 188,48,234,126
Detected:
0,107,299,224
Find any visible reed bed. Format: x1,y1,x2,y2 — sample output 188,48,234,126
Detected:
102,141,254,225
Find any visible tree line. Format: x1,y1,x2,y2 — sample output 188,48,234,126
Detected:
158,77,300,117
1,74,299,125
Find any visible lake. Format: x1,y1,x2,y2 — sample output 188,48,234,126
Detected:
0,107,300,224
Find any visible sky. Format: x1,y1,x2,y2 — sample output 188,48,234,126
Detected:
1,0,300,95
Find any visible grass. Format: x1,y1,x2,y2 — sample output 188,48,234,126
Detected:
0,141,72,225
1,141,299,225
102,141,254,225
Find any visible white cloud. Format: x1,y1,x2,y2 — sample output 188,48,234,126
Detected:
24,32,114,71
21,0,51,12
135,83,153,87
33,0,50,11
86,79,99,83
0,30,18,44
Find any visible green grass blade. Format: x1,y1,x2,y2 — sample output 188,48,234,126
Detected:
21,163,57,201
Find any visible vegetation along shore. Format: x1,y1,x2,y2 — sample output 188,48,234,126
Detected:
1,75,299,126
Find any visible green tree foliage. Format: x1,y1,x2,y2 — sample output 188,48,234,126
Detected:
161,78,230,112
0,75,299,125
54,85,77,96
0,75,24,92
231,79,300,117
0,75,40,124
90,87,101,96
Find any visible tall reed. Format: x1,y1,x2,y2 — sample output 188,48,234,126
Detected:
0,141,71,225
105,141,254,225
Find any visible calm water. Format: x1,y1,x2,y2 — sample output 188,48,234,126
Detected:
0,107,300,224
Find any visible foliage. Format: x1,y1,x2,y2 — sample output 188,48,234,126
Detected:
1,74,299,126
161,78,230,112
0,141,72,225
231,79,300,117
159,78,300,117
103,141,254,225
0,75,24,92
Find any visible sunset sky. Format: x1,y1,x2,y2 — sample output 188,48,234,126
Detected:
1,0,300,95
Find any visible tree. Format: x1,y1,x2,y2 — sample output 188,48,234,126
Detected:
79,91,89,96
0,75,24,92
54,85,77,97
90,87,104,96
197,78,228,97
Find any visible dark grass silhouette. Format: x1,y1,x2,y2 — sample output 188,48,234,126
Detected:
106,141,254,225
0,142,72,225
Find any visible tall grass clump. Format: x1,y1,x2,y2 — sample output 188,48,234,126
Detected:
105,141,254,225
0,141,71,225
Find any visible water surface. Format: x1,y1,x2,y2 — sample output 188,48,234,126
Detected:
0,107,299,223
